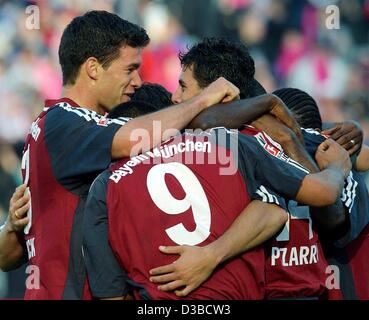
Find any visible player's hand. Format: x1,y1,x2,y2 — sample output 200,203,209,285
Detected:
7,184,30,233
315,139,352,178
149,245,218,297
198,77,240,108
321,121,363,156
269,95,304,143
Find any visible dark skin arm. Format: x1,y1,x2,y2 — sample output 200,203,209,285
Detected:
251,114,315,172
0,184,29,271
250,115,348,231
309,139,351,233
250,115,349,232
188,94,304,143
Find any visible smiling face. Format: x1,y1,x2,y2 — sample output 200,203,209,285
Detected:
171,65,202,104
96,45,143,111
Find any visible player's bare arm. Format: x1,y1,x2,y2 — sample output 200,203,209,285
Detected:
149,201,288,296
112,77,240,158
0,184,29,271
254,116,349,232
295,139,351,207
188,93,304,143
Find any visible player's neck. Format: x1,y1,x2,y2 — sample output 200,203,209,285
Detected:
62,85,103,114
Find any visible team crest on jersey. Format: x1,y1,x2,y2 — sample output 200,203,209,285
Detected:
254,132,284,158
254,131,310,174
97,117,108,127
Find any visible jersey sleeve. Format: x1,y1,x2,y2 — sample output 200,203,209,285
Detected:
301,128,326,159
204,128,296,210
250,184,288,210
82,170,130,298
44,105,128,193
237,132,309,201
302,129,369,246
334,171,369,247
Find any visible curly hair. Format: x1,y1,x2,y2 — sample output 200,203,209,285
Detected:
179,38,257,98
108,100,158,119
273,88,322,130
131,83,172,110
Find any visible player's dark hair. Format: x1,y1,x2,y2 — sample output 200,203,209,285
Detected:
179,38,262,98
131,83,172,110
108,101,158,119
59,10,150,86
273,88,323,130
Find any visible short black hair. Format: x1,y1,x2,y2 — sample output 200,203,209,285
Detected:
108,101,159,119
273,88,323,130
179,38,260,98
131,83,172,110
59,10,150,86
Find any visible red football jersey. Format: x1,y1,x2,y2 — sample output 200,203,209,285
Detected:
264,202,330,298
240,126,329,298
346,223,369,299
106,132,265,299
21,98,126,299
325,223,369,300
83,127,309,299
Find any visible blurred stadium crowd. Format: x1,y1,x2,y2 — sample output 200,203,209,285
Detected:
0,0,368,298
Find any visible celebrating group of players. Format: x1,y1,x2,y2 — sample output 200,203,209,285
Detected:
0,10,368,300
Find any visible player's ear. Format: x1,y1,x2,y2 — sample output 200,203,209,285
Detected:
84,57,101,81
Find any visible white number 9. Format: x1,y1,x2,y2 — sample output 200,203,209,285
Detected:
146,163,211,245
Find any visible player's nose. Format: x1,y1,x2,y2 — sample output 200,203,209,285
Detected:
171,88,182,104
131,70,142,89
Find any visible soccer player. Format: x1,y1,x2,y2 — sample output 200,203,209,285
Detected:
273,88,369,300
147,43,356,298
153,86,366,299
171,38,266,105
0,11,240,300
83,101,350,300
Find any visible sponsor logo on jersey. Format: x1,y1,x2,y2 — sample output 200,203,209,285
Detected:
30,118,41,141
97,117,108,127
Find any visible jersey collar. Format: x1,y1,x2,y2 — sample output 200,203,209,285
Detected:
44,98,80,109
